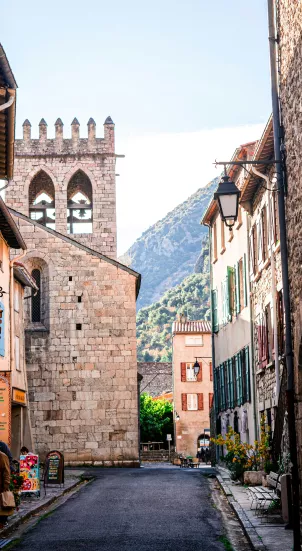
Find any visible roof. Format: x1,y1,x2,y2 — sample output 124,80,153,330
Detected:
0,44,17,180
240,116,274,203
13,263,38,289
0,197,26,249
8,208,141,298
172,320,211,334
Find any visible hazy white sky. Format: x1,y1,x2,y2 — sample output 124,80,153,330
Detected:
116,121,265,254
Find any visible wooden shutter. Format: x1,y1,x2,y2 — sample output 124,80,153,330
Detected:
209,393,214,409
243,254,247,307
197,362,202,382
181,362,186,382
181,393,187,411
249,229,255,275
209,361,213,381
277,290,284,356
235,262,240,315
258,219,263,265
262,312,268,368
197,393,204,410
0,303,4,357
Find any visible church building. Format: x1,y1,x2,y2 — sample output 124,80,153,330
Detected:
5,117,141,466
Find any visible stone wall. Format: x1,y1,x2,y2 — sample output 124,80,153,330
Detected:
137,362,172,397
11,212,139,466
278,1,302,486
6,117,117,258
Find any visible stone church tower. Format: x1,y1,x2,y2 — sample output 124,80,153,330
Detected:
6,118,141,466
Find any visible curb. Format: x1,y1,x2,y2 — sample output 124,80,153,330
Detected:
216,474,268,551
0,477,85,540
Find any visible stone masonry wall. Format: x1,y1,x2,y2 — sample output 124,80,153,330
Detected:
137,362,172,397
5,118,117,258
11,213,139,466
278,1,302,486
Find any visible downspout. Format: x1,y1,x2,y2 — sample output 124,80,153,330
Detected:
251,166,280,399
0,95,14,113
9,250,26,373
246,214,258,441
267,1,300,547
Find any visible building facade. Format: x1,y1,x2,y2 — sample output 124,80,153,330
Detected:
5,118,141,466
172,320,212,456
203,143,257,446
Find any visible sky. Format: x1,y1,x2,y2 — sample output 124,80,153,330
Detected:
2,0,271,254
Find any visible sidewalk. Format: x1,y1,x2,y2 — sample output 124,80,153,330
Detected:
216,467,293,551
0,469,85,543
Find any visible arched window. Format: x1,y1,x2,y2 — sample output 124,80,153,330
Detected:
29,171,55,229
67,170,92,234
31,269,41,323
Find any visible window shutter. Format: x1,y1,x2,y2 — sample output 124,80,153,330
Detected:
227,268,233,320
198,393,204,410
197,362,202,382
211,289,219,333
262,313,268,367
243,254,247,307
209,361,213,382
235,262,240,314
235,354,240,407
238,353,243,405
214,368,219,413
271,193,277,244
245,346,250,402
220,364,225,410
249,230,255,275
209,393,214,409
0,303,5,357
181,393,187,411
181,362,186,382
258,219,263,265
228,359,234,408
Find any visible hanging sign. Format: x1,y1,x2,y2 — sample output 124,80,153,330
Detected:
20,454,40,496
45,451,64,486
12,388,26,405
0,376,10,445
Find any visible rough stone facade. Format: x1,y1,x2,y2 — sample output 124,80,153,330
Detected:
6,118,141,466
137,362,172,397
277,2,302,487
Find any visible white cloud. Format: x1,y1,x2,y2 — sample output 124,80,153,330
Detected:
116,122,265,255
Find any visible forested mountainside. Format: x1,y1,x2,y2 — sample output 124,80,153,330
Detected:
136,272,211,362
124,177,219,310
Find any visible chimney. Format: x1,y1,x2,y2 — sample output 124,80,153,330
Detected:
71,117,80,145
55,118,64,141
87,117,96,144
22,119,31,141
104,116,115,152
39,118,47,141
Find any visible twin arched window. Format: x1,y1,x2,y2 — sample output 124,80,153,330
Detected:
28,169,92,234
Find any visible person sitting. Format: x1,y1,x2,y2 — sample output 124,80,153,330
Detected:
20,446,29,456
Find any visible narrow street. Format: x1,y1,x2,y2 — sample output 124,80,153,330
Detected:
8,467,249,551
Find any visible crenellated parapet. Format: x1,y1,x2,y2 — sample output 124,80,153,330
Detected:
16,116,115,156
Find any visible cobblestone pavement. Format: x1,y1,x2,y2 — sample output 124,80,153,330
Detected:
6,467,251,551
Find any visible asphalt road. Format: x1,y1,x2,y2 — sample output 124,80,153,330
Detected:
10,467,228,551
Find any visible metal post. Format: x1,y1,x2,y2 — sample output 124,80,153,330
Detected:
267,1,300,548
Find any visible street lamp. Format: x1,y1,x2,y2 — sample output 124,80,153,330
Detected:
193,359,200,377
214,174,240,230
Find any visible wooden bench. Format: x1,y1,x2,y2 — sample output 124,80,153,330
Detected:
248,472,281,519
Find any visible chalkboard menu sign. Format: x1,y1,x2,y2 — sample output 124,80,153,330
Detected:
45,450,64,486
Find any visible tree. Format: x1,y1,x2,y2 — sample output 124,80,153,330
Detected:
140,393,173,443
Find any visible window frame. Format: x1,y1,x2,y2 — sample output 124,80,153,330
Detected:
187,393,198,411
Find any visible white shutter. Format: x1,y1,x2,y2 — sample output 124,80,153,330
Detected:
187,394,197,410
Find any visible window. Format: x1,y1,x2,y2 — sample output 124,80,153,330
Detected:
213,223,217,262
186,363,197,382
209,361,213,382
31,269,41,323
67,171,93,234
76,323,82,331
250,225,258,275
228,267,235,318
185,336,203,346
14,283,19,312
257,218,263,266
187,393,198,410
262,206,268,261
181,362,202,382
211,289,218,333
77,296,82,303
265,304,273,362
0,303,4,357
277,290,284,356
209,393,214,409
29,170,55,229
14,336,20,371
257,312,268,369
220,220,225,252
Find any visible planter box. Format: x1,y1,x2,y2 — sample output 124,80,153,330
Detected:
243,470,265,486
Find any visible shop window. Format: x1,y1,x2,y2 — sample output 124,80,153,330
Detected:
0,303,4,357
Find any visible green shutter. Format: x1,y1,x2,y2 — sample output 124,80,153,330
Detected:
227,268,233,321
211,289,219,333
235,355,240,407
229,359,234,408
245,346,250,402
220,364,225,410
243,254,247,307
235,262,240,315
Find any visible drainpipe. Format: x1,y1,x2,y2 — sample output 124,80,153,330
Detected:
267,1,300,547
246,214,258,441
9,250,26,373
251,166,280,400
0,95,14,113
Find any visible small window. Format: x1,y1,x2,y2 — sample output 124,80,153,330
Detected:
187,394,198,411
15,336,20,371
31,269,41,323
185,336,203,347
69,276,73,282
0,303,5,357
77,296,82,303
76,323,82,331
186,363,197,382
14,283,19,312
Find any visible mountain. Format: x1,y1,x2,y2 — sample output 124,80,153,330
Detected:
124,177,219,310
137,272,211,362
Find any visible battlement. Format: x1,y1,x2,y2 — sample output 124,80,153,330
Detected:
15,116,115,156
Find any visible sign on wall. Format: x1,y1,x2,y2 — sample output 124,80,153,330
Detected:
12,388,26,405
0,376,10,445
44,451,64,486
20,454,40,496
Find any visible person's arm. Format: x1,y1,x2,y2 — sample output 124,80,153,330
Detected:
2,455,10,491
